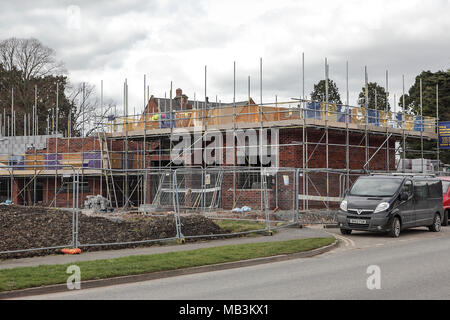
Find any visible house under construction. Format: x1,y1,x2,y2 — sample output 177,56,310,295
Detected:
0,82,440,214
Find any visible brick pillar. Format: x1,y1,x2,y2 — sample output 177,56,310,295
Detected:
11,178,21,205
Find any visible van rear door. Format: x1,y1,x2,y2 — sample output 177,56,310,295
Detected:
413,180,430,226
398,179,414,227
426,180,442,225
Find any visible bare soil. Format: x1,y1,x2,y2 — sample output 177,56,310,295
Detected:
0,205,225,259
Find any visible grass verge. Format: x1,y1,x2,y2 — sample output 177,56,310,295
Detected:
0,237,334,292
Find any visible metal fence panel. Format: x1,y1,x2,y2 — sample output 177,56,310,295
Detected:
0,165,78,258
1,167,302,258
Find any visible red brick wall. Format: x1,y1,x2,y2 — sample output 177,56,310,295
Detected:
42,137,145,154
220,171,276,210
218,127,397,210
11,179,23,205
277,128,396,170
41,177,103,208
22,127,398,210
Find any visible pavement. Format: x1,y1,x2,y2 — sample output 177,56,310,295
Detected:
20,225,450,300
0,226,331,270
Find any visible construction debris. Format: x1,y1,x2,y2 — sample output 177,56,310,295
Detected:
231,206,252,213
84,195,112,212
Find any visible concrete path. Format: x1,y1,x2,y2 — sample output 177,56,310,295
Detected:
0,227,331,270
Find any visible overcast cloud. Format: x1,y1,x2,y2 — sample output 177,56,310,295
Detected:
1,0,449,113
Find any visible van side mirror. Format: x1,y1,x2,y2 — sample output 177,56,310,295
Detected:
400,192,409,201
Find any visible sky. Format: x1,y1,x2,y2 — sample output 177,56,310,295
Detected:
1,0,449,115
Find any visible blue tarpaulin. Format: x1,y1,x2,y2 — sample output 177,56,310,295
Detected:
414,116,424,132
337,105,351,123
306,102,321,119
395,113,402,127
367,109,379,126
159,112,176,128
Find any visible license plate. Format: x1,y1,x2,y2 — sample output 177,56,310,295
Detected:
349,219,368,225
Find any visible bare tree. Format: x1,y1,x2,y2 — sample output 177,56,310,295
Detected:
0,37,116,137
66,82,115,137
0,37,66,80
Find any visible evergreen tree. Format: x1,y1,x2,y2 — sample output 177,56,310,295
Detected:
399,70,450,119
357,82,390,110
400,70,450,164
310,79,342,105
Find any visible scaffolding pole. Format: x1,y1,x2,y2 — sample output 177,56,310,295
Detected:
325,58,329,208
437,84,440,173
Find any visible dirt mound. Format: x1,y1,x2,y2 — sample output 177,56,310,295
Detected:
0,205,225,259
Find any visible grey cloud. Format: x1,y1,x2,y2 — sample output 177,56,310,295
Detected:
1,0,449,109
0,2,151,71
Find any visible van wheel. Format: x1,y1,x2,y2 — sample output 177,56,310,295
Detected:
388,217,401,238
443,211,449,227
340,229,352,235
429,214,442,232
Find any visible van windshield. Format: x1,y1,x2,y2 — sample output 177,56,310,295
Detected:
350,178,403,197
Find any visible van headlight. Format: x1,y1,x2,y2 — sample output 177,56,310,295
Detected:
374,202,390,214
340,200,348,212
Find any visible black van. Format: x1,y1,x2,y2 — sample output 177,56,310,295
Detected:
337,174,444,237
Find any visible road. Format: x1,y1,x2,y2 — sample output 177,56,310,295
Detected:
19,226,450,300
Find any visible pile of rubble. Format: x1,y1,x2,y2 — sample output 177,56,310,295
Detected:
84,195,112,212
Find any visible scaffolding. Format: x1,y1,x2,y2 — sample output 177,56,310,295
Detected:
0,62,444,215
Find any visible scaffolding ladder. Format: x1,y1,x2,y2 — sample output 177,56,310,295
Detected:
208,170,223,209
98,130,118,208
